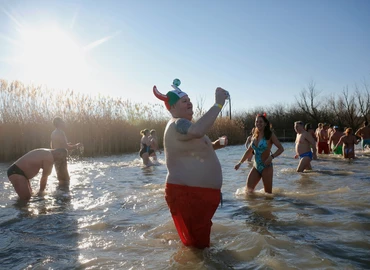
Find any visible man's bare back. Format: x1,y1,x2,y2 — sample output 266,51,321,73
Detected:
7,148,67,200
15,149,54,179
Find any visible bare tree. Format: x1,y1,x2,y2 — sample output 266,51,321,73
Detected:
193,95,206,120
328,94,346,126
355,81,370,122
328,87,362,129
342,87,360,128
296,80,322,122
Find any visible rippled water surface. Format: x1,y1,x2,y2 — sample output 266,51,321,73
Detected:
1,143,370,269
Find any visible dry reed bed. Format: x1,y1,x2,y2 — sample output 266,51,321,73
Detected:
0,80,244,162
3,79,367,162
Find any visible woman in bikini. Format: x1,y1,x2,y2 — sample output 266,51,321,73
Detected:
139,129,154,166
235,114,284,194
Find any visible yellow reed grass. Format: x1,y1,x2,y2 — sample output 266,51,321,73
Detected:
0,80,171,161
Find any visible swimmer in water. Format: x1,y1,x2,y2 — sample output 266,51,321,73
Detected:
235,114,284,194
7,148,68,200
333,128,359,159
294,121,318,172
153,82,228,249
139,129,155,166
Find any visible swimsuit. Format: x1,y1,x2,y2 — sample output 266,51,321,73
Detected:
318,142,329,154
362,139,370,149
165,183,221,249
344,148,353,155
333,145,342,155
299,151,313,160
7,164,28,179
251,137,271,174
139,143,154,157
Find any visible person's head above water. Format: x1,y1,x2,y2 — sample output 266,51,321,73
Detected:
53,117,65,129
153,86,188,110
153,79,193,120
140,129,150,136
345,127,353,135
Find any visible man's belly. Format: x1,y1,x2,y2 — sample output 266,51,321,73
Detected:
166,158,222,189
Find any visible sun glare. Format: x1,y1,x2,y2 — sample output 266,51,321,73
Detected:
18,25,89,89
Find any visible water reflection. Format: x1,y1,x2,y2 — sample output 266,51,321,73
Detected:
1,181,80,269
1,145,369,269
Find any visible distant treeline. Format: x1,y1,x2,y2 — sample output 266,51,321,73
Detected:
1,79,369,162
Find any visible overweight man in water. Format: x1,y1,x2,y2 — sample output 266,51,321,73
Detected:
7,148,68,200
153,79,228,249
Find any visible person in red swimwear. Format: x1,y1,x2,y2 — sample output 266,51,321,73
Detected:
153,80,228,249
316,123,330,154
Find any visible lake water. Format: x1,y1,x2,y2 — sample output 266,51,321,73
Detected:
1,143,370,270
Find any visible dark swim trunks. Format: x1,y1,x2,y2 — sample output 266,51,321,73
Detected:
299,151,313,160
7,164,28,179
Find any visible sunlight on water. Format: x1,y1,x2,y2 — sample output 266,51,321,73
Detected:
1,143,370,269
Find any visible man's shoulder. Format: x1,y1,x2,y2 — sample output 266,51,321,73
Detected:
300,132,312,142
300,131,309,137
167,118,192,135
51,128,65,135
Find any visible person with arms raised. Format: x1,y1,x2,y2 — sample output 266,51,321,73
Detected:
153,79,228,249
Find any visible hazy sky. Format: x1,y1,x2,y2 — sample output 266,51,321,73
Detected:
1,0,369,112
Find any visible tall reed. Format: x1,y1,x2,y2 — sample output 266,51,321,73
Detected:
0,80,169,161
2,79,368,162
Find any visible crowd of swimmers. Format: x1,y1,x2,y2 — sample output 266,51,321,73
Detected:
303,121,370,159
5,78,370,251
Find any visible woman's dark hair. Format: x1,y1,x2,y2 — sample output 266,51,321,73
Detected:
140,129,149,135
253,115,272,140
